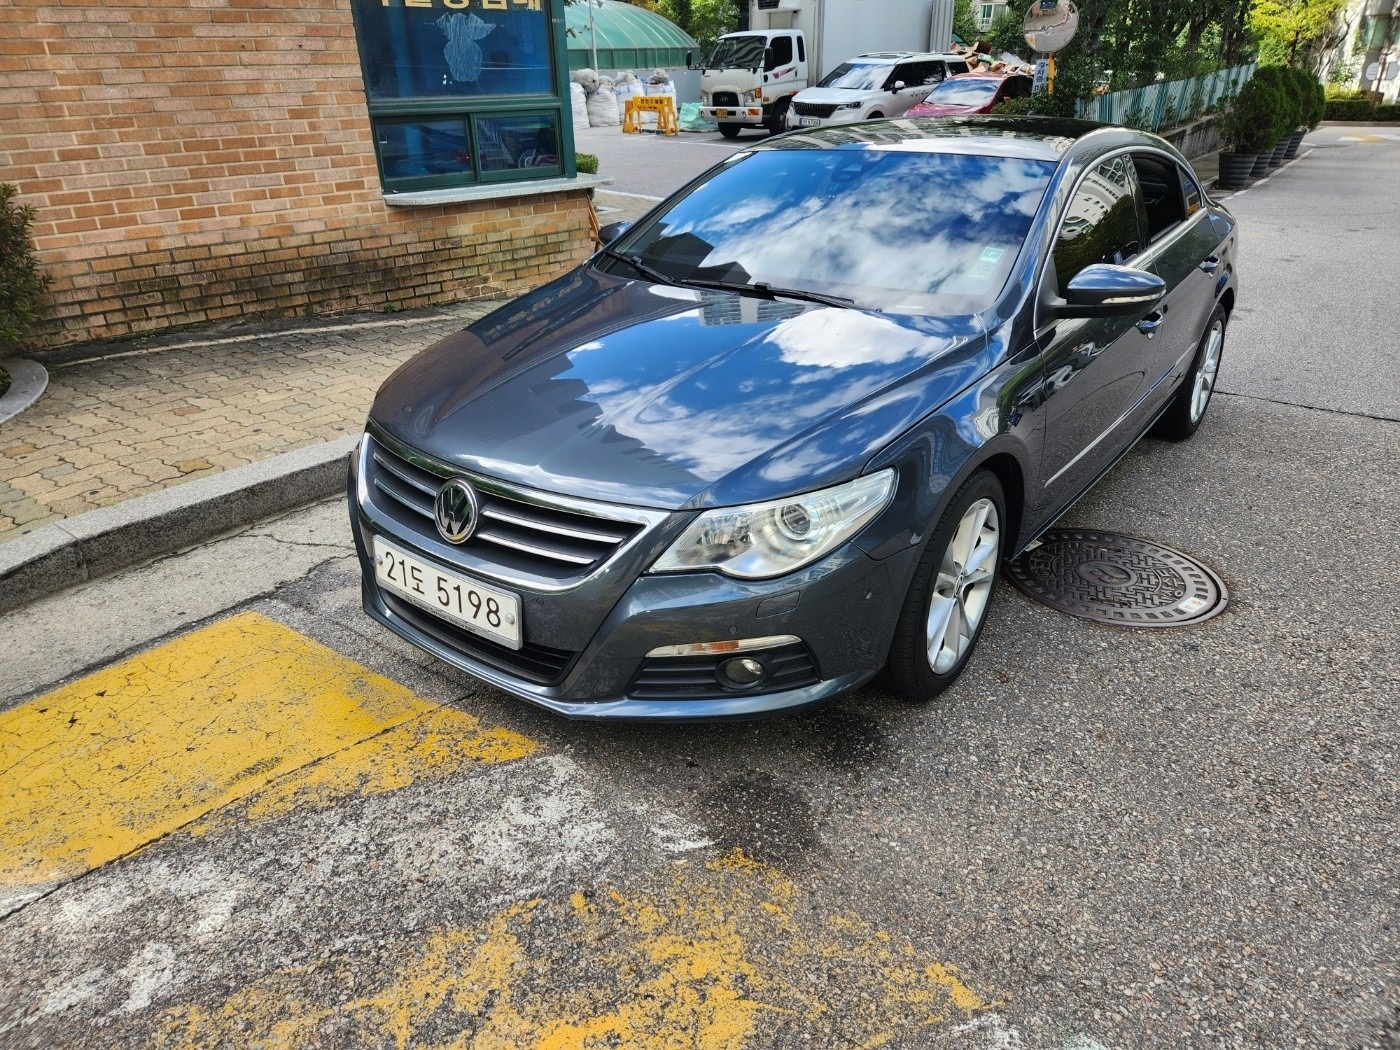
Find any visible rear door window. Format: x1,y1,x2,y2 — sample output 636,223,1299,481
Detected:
1130,152,1187,241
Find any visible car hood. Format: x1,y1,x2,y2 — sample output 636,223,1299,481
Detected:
370,268,987,510
907,101,985,117
793,87,877,105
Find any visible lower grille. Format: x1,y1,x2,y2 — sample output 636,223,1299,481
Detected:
628,642,819,700
381,592,577,686
793,102,839,118
712,91,740,107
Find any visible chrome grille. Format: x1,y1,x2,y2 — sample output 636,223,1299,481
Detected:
712,91,740,107
793,102,839,119
365,437,645,580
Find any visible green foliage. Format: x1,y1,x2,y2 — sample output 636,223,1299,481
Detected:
654,0,736,52
0,364,11,399
1253,64,1307,130
1375,104,1400,122
0,184,48,348
1322,98,1377,119
993,90,1078,119
1221,76,1288,151
575,152,599,174
1247,0,1347,67
985,9,1029,58
1324,85,1369,99
952,0,980,46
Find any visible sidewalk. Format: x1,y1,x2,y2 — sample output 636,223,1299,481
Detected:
1,301,499,540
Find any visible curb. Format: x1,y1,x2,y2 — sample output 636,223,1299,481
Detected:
0,358,49,424
0,435,358,614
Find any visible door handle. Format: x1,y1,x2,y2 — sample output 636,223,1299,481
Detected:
1199,255,1220,274
1136,310,1165,336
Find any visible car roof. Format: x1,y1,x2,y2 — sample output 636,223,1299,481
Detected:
764,115,1130,163
852,51,967,62
948,70,1032,81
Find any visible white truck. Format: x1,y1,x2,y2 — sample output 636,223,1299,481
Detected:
692,0,956,137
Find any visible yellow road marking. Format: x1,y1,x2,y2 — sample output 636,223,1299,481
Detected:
0,611,536,889
150,849,994,1049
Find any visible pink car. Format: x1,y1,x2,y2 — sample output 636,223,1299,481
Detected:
906,72,1034,117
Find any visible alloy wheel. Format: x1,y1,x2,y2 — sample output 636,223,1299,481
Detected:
1191,319,1224,423
926,498,1000,673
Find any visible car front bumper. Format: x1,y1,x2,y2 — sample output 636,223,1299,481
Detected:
348,438,916,721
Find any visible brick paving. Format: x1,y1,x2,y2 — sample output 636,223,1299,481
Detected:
0,301,501,541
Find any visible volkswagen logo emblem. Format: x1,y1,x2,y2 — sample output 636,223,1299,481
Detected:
434,478,480,544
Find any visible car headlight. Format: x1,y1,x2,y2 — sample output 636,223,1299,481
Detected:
651,470,895,580
741,89,761,104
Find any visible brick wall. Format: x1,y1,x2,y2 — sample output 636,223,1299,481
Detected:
0,0,593,349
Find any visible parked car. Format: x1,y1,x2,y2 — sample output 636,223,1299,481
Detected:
906,71,1034,117
349,116,1238,721
787,51,969,129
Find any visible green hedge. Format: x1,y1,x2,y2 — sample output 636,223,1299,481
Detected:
1376,104,1400,122
1323,98,1380,120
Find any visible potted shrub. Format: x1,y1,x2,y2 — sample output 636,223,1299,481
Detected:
1218,79,1280,188
1284,68,1323,158
1254,66,1303,167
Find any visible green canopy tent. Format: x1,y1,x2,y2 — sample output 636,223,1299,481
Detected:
565,0,697,72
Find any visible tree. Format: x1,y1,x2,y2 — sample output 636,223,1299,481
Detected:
654,0,737,53
986,8,1029,57
953,0,980,46
1248,0,1348,66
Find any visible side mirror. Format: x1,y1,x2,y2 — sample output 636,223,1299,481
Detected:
1056,264,1165,318
764,46,774,70
598,221,632,246
893,81,906,91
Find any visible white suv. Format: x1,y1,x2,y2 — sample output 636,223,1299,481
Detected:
787,52,971,130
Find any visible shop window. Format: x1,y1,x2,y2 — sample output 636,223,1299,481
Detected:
350,0,574,192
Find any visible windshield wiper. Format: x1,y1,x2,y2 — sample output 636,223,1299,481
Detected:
597,248,676,287
680,277,861,311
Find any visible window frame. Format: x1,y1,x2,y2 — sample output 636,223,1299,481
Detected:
1034,148,1151,329
348,0,577,194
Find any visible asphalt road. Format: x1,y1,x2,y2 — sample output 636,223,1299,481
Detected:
1,128,1396,1049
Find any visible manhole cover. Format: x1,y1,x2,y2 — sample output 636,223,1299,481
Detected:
1006,530,1228,627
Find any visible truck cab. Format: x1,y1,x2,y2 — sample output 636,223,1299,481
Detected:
694,30,808,137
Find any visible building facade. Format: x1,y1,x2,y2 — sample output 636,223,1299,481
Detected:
1,0,604,349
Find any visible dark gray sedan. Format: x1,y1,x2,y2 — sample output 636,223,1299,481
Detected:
349,117,1237,719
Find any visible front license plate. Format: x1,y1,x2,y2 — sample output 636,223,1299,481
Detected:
715,109,729,118
373,538,522,650
798,116,820,127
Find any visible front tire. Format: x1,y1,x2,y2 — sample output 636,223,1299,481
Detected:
767,98,790,135
718,123,742,139
1154,305,1225,441
881,471,1005,701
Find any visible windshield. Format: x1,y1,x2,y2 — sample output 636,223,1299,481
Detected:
922,78,1001,106
818,63,894,91
705,35,766,69
606,148,1055,313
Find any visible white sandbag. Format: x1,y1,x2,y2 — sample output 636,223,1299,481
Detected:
586,87,620,127
644,80,676,98
569,81,590,130
570,67,600,92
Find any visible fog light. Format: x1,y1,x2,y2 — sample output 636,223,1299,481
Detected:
719,657,766,687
